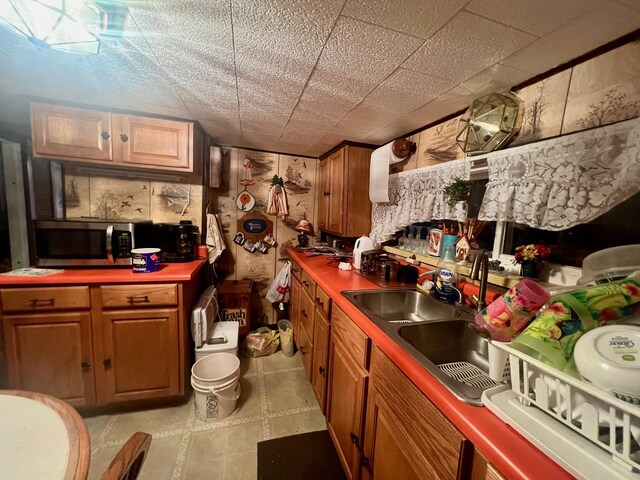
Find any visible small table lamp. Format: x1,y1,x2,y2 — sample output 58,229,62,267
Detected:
294,219,315,247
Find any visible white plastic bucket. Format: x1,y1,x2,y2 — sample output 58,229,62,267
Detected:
191,353,241,421
278,319,294,357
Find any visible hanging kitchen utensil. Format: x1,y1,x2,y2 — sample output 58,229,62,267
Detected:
236,189,256,211
266,175,289,220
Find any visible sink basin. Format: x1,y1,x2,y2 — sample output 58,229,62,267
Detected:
343,289,455,323
398,320,489,372
343,288,497,406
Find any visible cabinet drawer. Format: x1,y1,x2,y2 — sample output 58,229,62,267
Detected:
298,319,314,381
291,260,302,281
332,304,370,370
101,284,178,308
314,285,331,318
300,270,316,298
0,287,90,312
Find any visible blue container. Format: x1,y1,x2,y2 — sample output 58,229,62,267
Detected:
131,248,161,273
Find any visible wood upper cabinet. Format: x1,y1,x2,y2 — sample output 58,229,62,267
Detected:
95,308,180,404
30,102,198,174
2,311,95,407
114,114,193,171
317,158,330,231
31,103,113,162
317,145,374,237
362,346,473,480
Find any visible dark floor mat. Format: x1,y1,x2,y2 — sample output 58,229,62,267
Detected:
257,429,347,480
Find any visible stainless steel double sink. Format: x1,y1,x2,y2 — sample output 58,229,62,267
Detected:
342,289,496,406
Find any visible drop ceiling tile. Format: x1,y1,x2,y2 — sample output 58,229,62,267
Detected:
465,0,601,36
282,119,336,136
274,142,313,156
242,120,286,136
500,2,640,74
232,0,344,127
454,63,532,98
402,11,536,81
360,68,457,115
278,132,321,146
127,0,234,51
343,0,467,38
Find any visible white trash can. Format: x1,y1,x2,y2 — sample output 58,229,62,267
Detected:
191,353,241,421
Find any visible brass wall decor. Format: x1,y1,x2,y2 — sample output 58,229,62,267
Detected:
456,92,523,155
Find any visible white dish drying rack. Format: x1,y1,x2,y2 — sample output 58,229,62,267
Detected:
486,341,640,476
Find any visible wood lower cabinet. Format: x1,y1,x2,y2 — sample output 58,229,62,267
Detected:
0,279,199,408
326,325,369,480
290,276,301,346
96,308,180,403
2,311,95,407
30,102,200,174
31,103,113,162
317,145,374,237
363,346,473,480
311,309,330,412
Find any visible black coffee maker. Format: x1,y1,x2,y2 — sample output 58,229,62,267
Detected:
152,220,199,262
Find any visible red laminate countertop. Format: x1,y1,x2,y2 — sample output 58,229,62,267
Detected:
289,249,572,480
0,259,206,286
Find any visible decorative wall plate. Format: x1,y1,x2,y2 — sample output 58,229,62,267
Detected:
236,189,256,211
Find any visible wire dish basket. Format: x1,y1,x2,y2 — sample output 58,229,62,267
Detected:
492,341,640,472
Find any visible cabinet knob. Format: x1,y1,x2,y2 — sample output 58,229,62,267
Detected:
81,361,91,370
350,432,361,448
318,366,325,376
362,456,371,470
301,310,308,318
302,280,309,287
299,346,306,355
101,131,110,140
103,358,112,368
120,133,129,142
315,298,323,306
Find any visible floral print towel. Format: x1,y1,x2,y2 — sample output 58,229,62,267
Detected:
511,276,640,371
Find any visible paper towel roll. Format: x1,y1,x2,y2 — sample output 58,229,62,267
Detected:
369,142,404,203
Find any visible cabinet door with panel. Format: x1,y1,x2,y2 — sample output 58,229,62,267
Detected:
327,148,346,235
290,276,301,346
317,158,330,231
326,337,368,480
97,308,180,403
114,114,193,171
311,309,330,413
31,102,113,162
362,346,472,480
2,312,95,407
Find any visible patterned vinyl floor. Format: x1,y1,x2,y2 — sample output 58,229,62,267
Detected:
84,352,325,480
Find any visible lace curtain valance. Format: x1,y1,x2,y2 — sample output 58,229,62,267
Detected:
478,116,640,231
370,158,470,244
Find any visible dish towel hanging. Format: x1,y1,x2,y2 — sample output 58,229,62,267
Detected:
478,116,640,230
206,213,226,264
267,184,289,220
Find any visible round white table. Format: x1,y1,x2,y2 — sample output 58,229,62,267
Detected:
0,390,90,479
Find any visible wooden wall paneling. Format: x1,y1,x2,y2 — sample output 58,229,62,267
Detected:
64,174,91,218
511,69,571,146
150,182,203,229
89,176,150,220
416,115,464,169
235,149,278,324
275,154,318,260
562,40,640,134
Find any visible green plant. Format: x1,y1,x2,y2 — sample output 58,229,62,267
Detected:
443,178,473,208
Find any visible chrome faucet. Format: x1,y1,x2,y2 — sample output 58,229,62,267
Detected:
470,249,489,312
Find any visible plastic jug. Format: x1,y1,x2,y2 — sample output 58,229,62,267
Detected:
353,234,375,270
